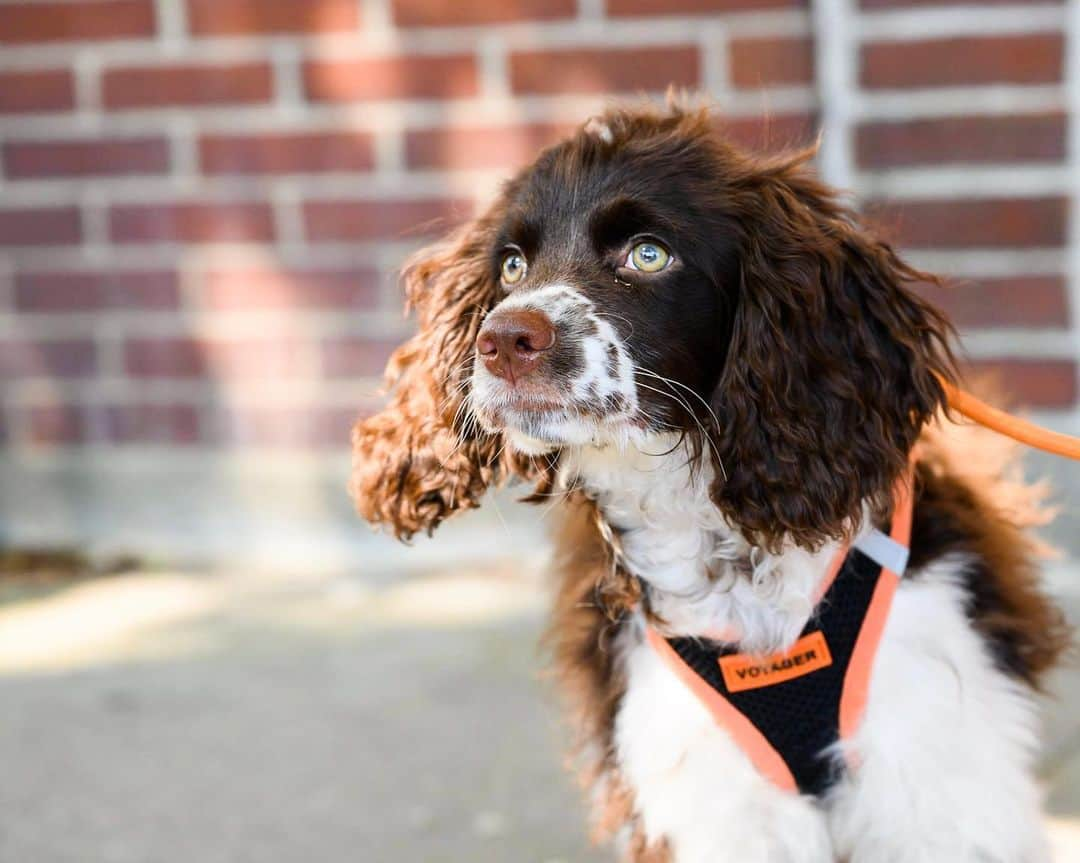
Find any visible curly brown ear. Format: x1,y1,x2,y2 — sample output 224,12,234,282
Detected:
350,217,534,539
711,149,956,551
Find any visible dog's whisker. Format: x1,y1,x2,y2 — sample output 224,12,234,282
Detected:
633,366,729,482
631,379,726,480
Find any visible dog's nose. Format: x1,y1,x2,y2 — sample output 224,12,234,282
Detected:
476,308,556,384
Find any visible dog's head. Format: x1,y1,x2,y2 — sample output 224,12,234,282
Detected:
352,105,955,550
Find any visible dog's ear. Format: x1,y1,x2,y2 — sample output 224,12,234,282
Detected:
709,148,956,551
350,215,534,539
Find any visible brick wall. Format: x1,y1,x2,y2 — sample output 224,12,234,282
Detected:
0,0,1075,559
846,5,1076,411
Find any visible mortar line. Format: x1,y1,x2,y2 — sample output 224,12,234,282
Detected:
1065,0,1080,430
811,0,856,193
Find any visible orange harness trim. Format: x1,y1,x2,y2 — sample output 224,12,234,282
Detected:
839,471,913,744
647,470,915,796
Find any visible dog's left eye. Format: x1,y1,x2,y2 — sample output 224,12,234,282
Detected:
501,251,528,285
625,242,671,273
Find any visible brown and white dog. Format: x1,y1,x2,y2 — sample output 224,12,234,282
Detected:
351,105,1070,862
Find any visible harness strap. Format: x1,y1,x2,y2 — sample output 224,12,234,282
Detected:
840,470,913,744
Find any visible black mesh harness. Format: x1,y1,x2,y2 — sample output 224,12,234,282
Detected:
645,473,914,797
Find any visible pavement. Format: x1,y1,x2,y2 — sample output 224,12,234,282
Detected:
1,559,1079,863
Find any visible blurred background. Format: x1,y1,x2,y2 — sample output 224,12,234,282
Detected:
2,0,1080,860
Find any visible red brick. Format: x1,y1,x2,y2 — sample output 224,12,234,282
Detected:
404,123,573,171
321,337,398,377
869,197,1066,249
123,338,203,377
103,62,273,110
15,270,179,312
964,360,1076,409
212,405,361,448
303,198,471,242
303,55,478,102
186,0,359,35
25,401,201,445
199,132,375,175
27,404,86,445
0,70,75,114
101,403,200,444
730,37,814,89
609,0,801,13
124,337,309,378
0,207,81,247
857,114,1066,169
392,0,576,26
109,202,274,244
4,137,170,179
201,265,379,309
510,46,700,95
0,1,155,44
861,35,1064,89
715,113,817,151
0,338,96,378
915,276,1068,329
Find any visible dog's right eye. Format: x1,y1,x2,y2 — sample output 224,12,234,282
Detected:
627,241,671,273
501,252,528,286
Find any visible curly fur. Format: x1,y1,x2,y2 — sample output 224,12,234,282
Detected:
708,146,956,551
349,217,544,538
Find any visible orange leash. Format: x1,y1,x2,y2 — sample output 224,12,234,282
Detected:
937,374,1080,461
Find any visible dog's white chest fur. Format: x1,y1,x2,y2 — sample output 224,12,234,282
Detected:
569,443,1049,863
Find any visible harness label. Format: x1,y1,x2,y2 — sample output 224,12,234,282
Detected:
718,631,833,692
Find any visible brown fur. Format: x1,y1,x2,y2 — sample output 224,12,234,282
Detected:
911,417,1070,687
542,494,670,861
542,496,633,826
704,142,956,552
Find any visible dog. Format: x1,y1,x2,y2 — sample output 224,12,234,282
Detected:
351,104,1070,862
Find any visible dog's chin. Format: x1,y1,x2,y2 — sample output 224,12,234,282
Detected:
472,400,647,457
474,405,594,455
503,427,561,456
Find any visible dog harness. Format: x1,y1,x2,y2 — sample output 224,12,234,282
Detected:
646,471,914,797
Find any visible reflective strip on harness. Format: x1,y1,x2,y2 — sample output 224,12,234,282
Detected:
853,528,910,577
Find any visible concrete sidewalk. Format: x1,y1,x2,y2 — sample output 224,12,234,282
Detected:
1,564,1078,862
